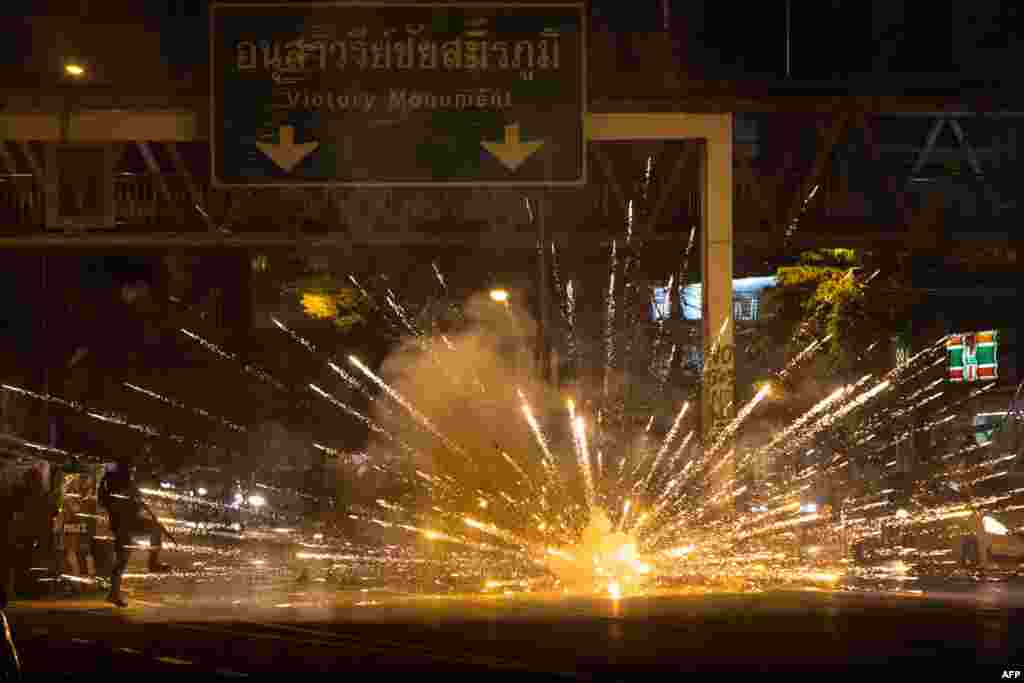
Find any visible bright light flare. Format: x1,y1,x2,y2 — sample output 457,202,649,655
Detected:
490,289,510,303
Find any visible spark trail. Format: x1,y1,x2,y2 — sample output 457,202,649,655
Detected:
633,402,690,493
706,384,772,458
634,403,692,493
180,328,286,390
308,383,419,464
520,389,556,471
349,355,467,458
432,262,448,294
2,383,189,444
123,382,246,433
271,316,316,355
603,240,618,398
573,416,596,512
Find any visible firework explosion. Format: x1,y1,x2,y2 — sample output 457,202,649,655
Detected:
299,252,1022,601
9,167,1017,605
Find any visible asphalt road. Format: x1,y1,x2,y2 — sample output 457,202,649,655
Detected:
6,586,1024,678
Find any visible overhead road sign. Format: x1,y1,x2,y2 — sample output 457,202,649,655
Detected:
210,2,586,187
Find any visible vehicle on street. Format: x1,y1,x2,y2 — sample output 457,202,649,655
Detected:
849,482,1024,570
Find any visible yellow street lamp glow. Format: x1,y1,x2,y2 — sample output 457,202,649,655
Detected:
64,63,85,77
490,288,509,303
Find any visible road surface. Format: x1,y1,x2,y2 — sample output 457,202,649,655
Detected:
6,582,1023,678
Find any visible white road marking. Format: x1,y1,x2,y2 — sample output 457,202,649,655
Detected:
155,656,193,665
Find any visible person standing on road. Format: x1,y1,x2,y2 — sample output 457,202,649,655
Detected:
97,457,170,607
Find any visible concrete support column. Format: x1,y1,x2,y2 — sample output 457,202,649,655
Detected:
701,130,735,442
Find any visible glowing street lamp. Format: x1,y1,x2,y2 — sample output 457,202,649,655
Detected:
64,63,86,77
248,494,266,508
490,288,510,303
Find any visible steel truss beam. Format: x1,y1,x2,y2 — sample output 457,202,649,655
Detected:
1,225,998,250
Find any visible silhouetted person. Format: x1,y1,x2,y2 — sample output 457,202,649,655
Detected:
1,465,53,603
98,458,170,607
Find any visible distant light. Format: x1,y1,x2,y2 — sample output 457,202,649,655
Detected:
197,487,208,496
234,493,244,503
800,503,817,513
983,515,1009,536
64,63,85,77
247,494,266,508
160,481,173,489
895,508,909,519
490,289,509,303
313,533,324,540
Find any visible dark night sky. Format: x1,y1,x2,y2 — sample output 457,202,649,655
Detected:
0,1,1022,87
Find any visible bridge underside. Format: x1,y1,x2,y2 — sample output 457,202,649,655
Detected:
0,97,1019,266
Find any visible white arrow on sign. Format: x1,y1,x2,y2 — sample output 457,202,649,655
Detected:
255,125,319,173
481,123,544,171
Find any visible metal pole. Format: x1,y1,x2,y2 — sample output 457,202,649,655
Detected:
41,254,51,446
785,0,792,79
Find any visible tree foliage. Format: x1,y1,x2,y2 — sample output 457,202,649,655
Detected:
283,273,373,334
753,249,919,378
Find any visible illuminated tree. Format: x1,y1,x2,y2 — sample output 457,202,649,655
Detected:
753,249,919,380
284,273,372,333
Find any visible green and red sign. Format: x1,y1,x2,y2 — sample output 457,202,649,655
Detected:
947,330,999,383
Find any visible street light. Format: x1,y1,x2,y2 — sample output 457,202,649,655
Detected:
248,494,266,508
64,63,86,78
490,288,510,303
